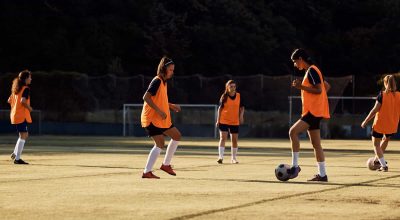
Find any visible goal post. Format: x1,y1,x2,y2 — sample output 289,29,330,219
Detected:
123,104,219,138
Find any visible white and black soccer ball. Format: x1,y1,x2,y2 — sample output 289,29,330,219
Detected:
275,163,291,181
366,157,380,170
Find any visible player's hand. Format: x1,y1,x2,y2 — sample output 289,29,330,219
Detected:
157,110,167,119
361,121,367,128
292,79,302,89
170,104,181,112
240,116,244,125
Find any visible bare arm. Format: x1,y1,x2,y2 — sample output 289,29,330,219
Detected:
169,103,181,112
292,79,322,94
143,92,166,119
21,97,33,112
361,101,381,128
239,106,245,124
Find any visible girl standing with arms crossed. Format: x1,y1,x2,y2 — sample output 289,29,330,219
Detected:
361,75,400,172
141,56,182,179
8,70,33,165
216,80,245,164
289,48,331,182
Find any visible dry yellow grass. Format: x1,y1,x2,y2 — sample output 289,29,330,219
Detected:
0,135,399,219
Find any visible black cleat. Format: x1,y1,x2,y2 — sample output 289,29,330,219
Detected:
14,159,29,165
217,158,223,164
307,174,328,182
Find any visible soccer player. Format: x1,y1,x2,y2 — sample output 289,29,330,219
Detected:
215,80,245,164
361,75,400,172
141,56,182,179
289,48,331,182
8,70,33,165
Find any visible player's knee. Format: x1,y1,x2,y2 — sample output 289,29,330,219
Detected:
288,128,297,139
173,132,182,141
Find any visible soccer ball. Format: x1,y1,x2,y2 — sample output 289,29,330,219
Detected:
366,157,379,170
275,164,291,181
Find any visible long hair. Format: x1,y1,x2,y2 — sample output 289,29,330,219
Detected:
291,48,314,65
383,75,397,93
157,56,174,79
219,80,236,106
11,70,31,94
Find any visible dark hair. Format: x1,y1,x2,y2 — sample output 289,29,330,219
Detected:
12,70,31,94
291,48,314,64
219,80,236,106
383,75,397,93
157,56,174,79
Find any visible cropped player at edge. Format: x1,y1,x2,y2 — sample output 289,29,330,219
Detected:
140,56,182,179
361,75,400,172
289,48,331,182
215,80,245,164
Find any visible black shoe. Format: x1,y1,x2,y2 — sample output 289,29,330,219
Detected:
307,174,328,182
10,153,16,160
14,159,29,165
217,159,223,164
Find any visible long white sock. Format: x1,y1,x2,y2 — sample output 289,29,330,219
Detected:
218,147,225,159
15,138,26,160
378,157,387,167
163,139,179,166
231,147,238,160
318,161,326,177
144,146,161,173
292,152,299,167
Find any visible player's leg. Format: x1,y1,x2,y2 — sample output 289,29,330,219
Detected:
372,135,388,171
307,129,328,181
230,132,239,164
217,124,229,164
160,126,181,176
142,124,165,178
288,119,309,178
13,121,29,164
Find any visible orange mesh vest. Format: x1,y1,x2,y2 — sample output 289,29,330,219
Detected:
301,65,330,119
372,91,400,134
219,93,241,126
141,76,172,128
9,86,32,124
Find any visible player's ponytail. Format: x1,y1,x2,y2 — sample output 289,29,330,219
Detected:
11,70,31,94
383,75,397,93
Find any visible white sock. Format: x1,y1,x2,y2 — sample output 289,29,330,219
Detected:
318,161,326,177
378,157,387,167
15,138,26,160
218,147,225,159
163,139,179,166
292,152,299,167
231,147,238,160
143,146,161,173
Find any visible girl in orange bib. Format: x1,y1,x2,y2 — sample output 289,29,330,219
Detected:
8,70,33,165
141,56,182,179
289,48,331,182
361,75,400,172
216,80,245,164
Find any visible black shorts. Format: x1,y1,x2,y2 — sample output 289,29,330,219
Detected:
15,121,28,133
371,130,395,139
301,112,322,130
144,123,174,137
218,123,239,134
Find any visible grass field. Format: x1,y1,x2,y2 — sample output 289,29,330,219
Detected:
1,135,400,220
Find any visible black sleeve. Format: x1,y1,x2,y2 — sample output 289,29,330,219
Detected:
377,92,382,104
22,88,30,99
307,68,322,86
146,78,161,96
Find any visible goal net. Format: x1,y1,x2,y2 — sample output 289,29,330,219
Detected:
123,104,218,137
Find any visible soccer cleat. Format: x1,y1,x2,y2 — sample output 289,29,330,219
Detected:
142,171,160,179
14,159,29,165
288,166,301,179
10,153,16,160
160,164,176,176
217,158,223,164
377,166,388,172
307,174,328,182
231,159,239,164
